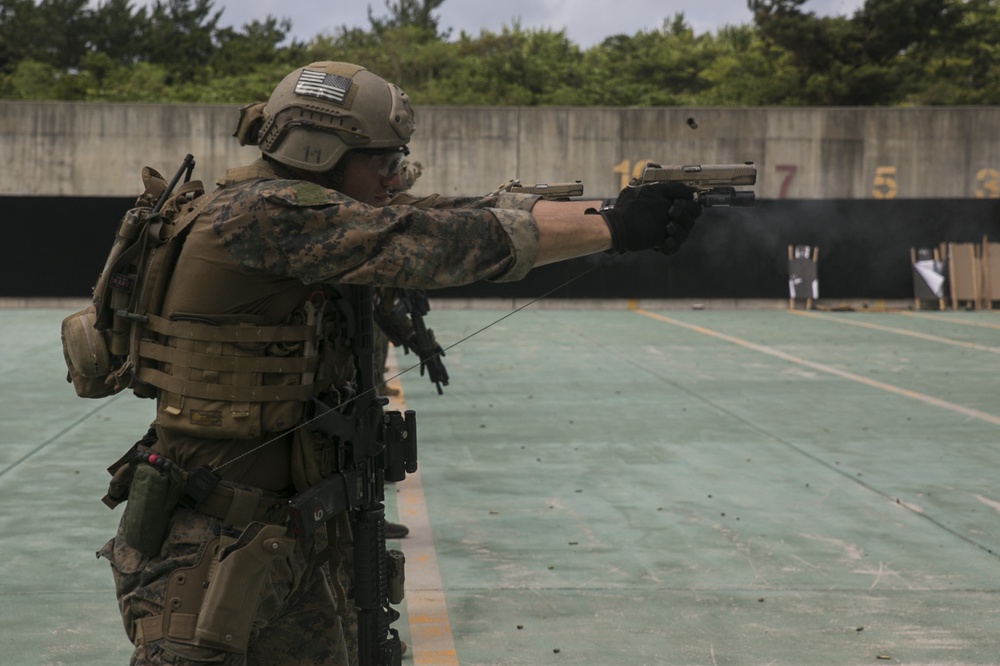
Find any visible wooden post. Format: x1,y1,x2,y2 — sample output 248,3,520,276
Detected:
787,245,794,310
932,246,945,311
808,247,819,310
982,235,992,310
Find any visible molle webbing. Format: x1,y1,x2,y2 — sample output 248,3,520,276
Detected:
144,314,314,345
134,314,317,403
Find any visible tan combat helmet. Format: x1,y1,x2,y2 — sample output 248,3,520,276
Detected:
256,61,416,173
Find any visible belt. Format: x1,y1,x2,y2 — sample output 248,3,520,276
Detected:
193,481,291,528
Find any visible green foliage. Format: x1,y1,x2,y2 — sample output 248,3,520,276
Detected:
417,23,586,105
1,59,61,99
748,0,1000,105
3,0,1000,106
698,26,801,105
0,0,303,101
368,0,449,39
143,0,223,83
582,15,721,106
904,0,1000,104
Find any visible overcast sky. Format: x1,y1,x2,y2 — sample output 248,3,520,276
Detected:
117,0,868,47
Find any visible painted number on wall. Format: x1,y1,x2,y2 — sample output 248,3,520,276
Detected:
613,159,653,190
975,168,1000,198
775,164,797,198
872,166,897,199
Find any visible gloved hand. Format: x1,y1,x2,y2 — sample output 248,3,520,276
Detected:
597,182,702,255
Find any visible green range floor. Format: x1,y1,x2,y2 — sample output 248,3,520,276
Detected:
2,304,999,665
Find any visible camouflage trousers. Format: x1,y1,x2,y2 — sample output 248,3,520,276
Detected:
98,506,349,666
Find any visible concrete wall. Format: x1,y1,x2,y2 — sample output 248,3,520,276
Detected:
4,101,1000,200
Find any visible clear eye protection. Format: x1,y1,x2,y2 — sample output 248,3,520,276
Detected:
357,146,410,178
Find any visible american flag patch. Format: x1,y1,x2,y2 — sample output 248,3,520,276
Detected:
294,69,352,104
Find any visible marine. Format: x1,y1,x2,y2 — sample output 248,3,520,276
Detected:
72,60,702,665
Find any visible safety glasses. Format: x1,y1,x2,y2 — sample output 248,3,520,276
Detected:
356,146,410,178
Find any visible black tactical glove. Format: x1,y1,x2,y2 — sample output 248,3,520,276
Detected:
596,182,702,255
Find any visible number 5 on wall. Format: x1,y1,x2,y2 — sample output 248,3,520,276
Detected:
872,166,898,199
975,168,1000,199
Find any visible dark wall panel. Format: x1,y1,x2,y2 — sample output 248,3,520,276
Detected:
7,196,129,298
4,197,999,300
440,199,1000,300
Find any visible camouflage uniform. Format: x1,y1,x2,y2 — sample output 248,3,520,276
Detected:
98,157,541,665
373,160,424,394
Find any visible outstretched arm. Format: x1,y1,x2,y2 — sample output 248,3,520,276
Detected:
531,199,612,266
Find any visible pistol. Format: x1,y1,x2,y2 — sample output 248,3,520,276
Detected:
630,163,756,207
504,180,585,199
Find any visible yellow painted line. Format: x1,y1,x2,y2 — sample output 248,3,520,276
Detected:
902,310,1000,330
790,309,1000,354
384,350,459,666
631,307,1000,428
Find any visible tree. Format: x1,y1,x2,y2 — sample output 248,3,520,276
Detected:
582,15,721,106
5,0,1000,106
212,16,305,77
437,23,585,105
905,0,1000,104
697,25,801,105
367,0,449,40
750,0,957,105
0,0,92,73
142,0,223,83
86,0,149,66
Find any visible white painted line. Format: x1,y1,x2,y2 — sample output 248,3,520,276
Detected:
791,309,1000,354
902,311,1000,330
632,308,1000,428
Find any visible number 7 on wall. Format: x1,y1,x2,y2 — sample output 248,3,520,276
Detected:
775,164,797,198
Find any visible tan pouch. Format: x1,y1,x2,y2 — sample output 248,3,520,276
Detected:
194,522,294,652
60,306,122,398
